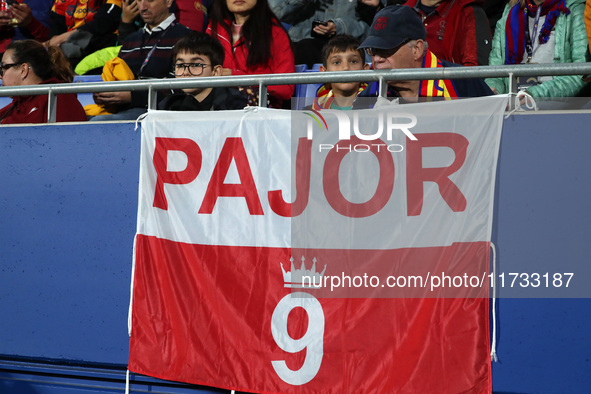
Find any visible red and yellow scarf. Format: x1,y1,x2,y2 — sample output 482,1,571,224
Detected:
312,83,368,110
418,50,458,98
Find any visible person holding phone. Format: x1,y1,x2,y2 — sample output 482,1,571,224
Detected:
117,0,140,41
89,0,191,121
269,0,375,66
0,0,52,53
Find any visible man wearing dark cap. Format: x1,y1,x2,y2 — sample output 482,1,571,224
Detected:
356,5,492,105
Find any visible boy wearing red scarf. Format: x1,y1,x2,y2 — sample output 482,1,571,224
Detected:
312,35,369,110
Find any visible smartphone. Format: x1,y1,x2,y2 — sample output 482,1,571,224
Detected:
311,20,328,38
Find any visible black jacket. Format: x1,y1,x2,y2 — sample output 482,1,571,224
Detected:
158,87,248,111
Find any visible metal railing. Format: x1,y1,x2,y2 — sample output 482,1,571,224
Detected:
1,62,590,122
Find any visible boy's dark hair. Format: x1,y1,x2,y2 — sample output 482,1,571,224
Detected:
173,32,225,67
321,35,365,67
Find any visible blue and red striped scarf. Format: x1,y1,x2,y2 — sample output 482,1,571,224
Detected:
504,0,570,64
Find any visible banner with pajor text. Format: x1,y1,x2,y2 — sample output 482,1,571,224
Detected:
129,96,507,393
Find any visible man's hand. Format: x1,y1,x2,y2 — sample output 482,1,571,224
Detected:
45,30,75,47
10,3,33,26
122,0,139,24
312,21,336,37
93,91,132,105
0,10,13,27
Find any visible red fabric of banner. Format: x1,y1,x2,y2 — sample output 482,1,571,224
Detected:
129,235,491,393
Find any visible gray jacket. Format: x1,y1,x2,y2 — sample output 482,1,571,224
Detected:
269,0,370,42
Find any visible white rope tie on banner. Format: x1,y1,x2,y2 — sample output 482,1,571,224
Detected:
125,369,130,394
134,112,149,131
506,90,537,118
490,241,498,362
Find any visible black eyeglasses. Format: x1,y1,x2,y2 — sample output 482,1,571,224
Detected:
174,62,211,76
365,40,411,59
0,62,21,77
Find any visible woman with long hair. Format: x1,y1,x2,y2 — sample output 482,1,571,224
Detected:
0,40,87,124
486,0,587,99
207,0,295,107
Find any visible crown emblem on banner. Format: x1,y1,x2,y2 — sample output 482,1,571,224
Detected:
281,256,327,289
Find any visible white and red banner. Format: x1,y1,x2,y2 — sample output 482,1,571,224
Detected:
129,96,506,393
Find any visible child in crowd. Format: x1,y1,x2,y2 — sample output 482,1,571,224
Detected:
312,34,369,110
158,31,248,111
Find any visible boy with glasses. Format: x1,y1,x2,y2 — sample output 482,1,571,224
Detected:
158,31,247,111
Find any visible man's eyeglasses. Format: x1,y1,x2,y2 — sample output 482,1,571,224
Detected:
174,62,211,76
0,62,21,77
364,40,411,59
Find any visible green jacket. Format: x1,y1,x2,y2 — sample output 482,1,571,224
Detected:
486,0,587,97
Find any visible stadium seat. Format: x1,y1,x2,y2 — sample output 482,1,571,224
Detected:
293,64,323,110
74,75,103,107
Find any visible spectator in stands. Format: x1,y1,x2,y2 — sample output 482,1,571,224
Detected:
158,31,247,110
207,0,294,108
269,0,373,67
312,34,368,110
0,0,52,53
486,0,587,98
0,40,87,123
404,0,492,66
118,0,211,42
356,5,492,107
45,0,122,66
90,0,191,121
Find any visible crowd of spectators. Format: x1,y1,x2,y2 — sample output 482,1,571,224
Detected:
0,0,589,123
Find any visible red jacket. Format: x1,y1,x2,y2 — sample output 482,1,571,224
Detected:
207,21,295,106
405,0,492,66
0,78,87,124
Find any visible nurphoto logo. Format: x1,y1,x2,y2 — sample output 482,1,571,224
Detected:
303,109,417,152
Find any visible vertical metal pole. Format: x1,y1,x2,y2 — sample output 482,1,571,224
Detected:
508,72,518,95
47,90,57,123
378,76,387,98
147,85,157,110
259,81,268,108
508,72,518,111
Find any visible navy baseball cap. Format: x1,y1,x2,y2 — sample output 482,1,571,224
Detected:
358,5,426,50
